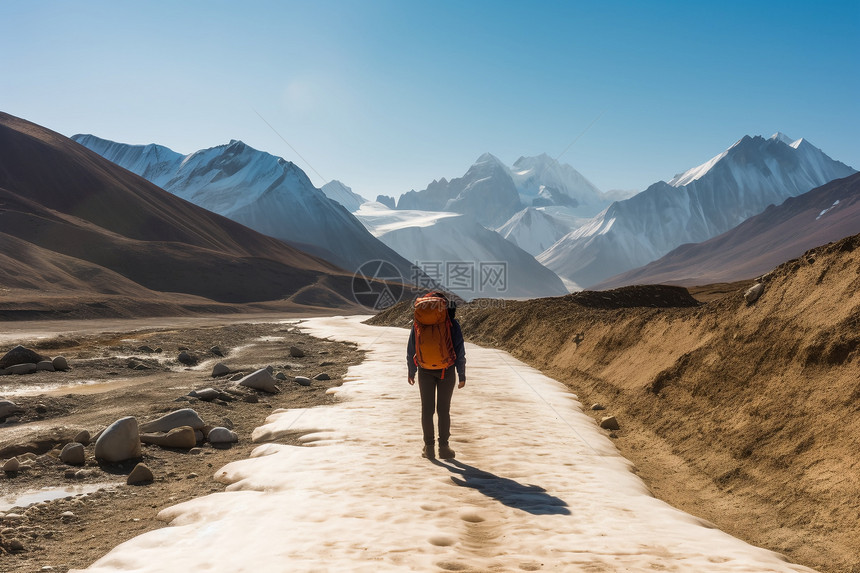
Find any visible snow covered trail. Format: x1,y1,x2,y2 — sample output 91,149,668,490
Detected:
80,316,814,572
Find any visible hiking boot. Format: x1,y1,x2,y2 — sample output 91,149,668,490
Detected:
438,443,455,460
422,444,435,459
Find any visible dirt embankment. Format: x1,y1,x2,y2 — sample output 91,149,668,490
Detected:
371,234,860,573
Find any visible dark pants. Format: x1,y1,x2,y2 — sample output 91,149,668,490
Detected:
417,367,456,446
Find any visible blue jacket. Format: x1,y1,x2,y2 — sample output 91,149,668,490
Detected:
407,319,466,381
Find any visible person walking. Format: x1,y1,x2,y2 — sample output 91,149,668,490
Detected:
407,292,466,460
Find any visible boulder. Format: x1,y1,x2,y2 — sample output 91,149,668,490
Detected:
139,408,205,433
237,368,280,393
94,417,141,462
0,400,23,419
599,416,620,431
210,345,224,357
207,427,239,444
74,430,91,446
3,457,20,472
212,363,230,377
140,426,197,449
127,463,154,485
295,376,312,387
0,345,44,368
177,351,197,366
190,387,220,401
8,363,38,375
60,443,86,466
313,373,331,381
36,360,56,372
744,282,764,304
289,346,305,358
52,356,70,371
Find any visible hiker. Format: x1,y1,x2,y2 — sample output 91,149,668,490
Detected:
407,292,466,460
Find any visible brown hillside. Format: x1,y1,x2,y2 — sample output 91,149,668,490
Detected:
370,234,860,573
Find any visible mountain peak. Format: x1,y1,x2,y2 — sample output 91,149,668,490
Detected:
475,152,504,166
770,132,795,145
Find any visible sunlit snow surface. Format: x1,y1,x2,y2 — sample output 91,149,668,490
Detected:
79,317,813,572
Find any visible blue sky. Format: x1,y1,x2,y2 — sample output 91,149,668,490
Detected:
2,0,858,199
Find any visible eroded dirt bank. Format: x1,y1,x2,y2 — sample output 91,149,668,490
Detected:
371,234,860,573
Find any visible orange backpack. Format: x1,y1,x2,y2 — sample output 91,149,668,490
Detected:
413,293,456,371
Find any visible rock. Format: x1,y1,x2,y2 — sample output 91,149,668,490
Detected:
3,512,24,523
60,510,76,521
64,468,77,479
140,426,197,449
210,345,224,357
4,416,21,424
94,417,141,463
207,427,239,444
3,457,20,472
599,416,620,431
243,394,259,403
295,376,312,387
8,538,24,551
289,346,305,358
0,345,45,368
229,373,244,381
591,403,605,411
177,351,197,366
265,365,274,374
8,363,38,375
194,430,205,442
319,361,336,367
36,360,55,372
190,388,220,402
137,345,155,353
221,417,234,429
212,363,230,377
744,282,764,304
0,400,23,419
52,356,70,371
313,372,331,381
236,368,280,393
74,430,91,445
127,463,154,485
139,408,205,433
60,443,86,466
35,403,48,414
275,372,287,380
18,453,37,462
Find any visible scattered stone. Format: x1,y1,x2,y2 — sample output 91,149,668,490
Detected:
74,430,91,445
3,457,20,472
94,417,141,463
74,469,92,479
591,403,605,411
52,356,70,371
127,463,154,485
0,400,23,419
186,473,198,479
189,447,203,455
137,345,155,353
8,363,38,375
229,373,244,381
221,417,234,429
609,432,618,439
0,345,45,368
3,512,24,524
744,282,764,304
265,365,274,374
242,394,259,403
289,346,305,358
319,361,336,367
599,416,620,431
60,442,86,466
64,468,77,479
154,347,163,353
139,408,205,433
177,351,197,366
35,403,48,414
275,372,287,380
4,416,21,424
36,360,56,372
236,368,280,393
295,376,312,387
190,388,220,402
313,372,331,381
18,453,37,462
140,426,197,449
210,345,224,357
194,430,205,442
60,510,76,521
8,538,24,551
212,363,230,377
207,427,239,444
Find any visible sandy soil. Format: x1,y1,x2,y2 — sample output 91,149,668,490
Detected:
0,317,364,572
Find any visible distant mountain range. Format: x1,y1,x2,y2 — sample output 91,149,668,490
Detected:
72,134,419,282
0,112,363,315
595,172,860,289
538,133,857,288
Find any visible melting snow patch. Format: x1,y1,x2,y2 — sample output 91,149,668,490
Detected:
816,199,840,220
77,317,814,572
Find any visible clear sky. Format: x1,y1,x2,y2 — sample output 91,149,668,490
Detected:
2,0,858,200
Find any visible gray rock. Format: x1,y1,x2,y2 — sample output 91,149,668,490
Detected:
599,416,620,431
8,538,24,551
52,356,69,371
60,443,86,466
94,417,141,462
0,400,23,419
140,426,197,449
289,346,305,358
36,360,56,372
3,457,20,472
210,345,224,357
194,430,205,442
139,408,205,433
295,376,312,387
0,345,45,368
74,430,91,445
212,363,230,377
265,365,274,373
591,404,605,411
237,368,280,393
177,351,197,366
229,373,244,381
8,363,38,375
207,427,239,444
275,372,287,380
190,387,220,401
137,345,155,353
319,361,336,367
744,282,764,304
127,463,154,485
313,372,331,381
221,417,234,429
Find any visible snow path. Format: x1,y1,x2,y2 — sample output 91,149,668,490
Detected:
80,316,813,572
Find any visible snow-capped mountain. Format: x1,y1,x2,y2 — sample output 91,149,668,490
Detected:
510,153,615,217
355,202,568,300
496,207,571,256
538,133,857,288
320,180,367,212
72,134,420,281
